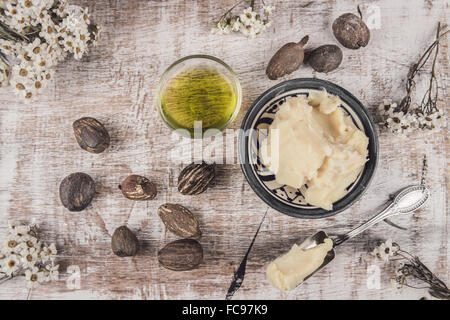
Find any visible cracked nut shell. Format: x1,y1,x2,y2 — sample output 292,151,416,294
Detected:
332,13,370,49
73,117,110,153
111,226,138,257
178,162,215,195
158,239,203,271
120,175,157,200
158,203,201,239
59,172,95,212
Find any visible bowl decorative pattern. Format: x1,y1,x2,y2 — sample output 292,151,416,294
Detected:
238,78,379,219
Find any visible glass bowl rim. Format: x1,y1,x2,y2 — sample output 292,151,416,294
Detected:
155,54,242,139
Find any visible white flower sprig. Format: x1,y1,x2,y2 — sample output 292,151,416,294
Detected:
371,239,399,262
0,0,100,100
377,99,446,135
377,23,448,136
370,240,450,299
211,0,274,38
0,221,59,289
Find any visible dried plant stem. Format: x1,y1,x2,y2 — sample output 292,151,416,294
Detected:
420,154,428,185
218,0,246,21
0,21,30,42
421,22,441,114
0,50,8,65
357,5,363,19
394,247,450,300
0,275,12,284
398,23,449,114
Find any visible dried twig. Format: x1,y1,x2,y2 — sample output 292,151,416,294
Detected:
398,23,449,114
396,253,450,300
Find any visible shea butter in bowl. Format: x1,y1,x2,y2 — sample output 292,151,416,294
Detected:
238,78,378,219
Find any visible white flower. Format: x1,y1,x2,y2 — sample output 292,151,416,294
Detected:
8,220,20,230
372,239,398,262
41,243,57,262
240,7,256,26
378,98,446,135
2,254,20,276
263,5,275,16
22,236,39,250
13,225,31,237
0,0,99,99
21,247,39,269
230,17,241,31
46,263,59,281
212,3,273,38
25,266,45,288
211,20,231,35
2,235,21,254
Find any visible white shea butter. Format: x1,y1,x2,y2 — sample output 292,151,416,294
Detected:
260,91,369,210
266,238,333,291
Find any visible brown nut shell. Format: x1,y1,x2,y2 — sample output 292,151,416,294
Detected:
307,45,343,73
158,203,201,239
332,13,370,49
178,162,215,195
266,35,309,80
111,226,138,257
73,117,110,154
158,239,203,271
120,175,157,200
59,172,95,212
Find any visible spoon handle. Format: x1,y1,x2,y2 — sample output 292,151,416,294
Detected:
333,202,397,246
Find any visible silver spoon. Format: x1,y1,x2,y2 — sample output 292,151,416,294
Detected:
300,185,430,283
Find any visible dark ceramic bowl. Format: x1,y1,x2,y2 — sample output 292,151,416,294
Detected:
238,78,378,219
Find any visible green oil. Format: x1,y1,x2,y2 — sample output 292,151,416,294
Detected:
160,67,237,137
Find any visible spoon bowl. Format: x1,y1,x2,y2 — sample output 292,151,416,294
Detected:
299,231,336,282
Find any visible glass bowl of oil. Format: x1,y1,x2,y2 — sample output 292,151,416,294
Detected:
155,55,242,138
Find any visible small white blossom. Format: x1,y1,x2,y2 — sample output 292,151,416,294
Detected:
263,5,275,16
25,266,45,288
2,254,20,276
0,0,99,99
21,247,39,269
211,2,274,38
239,7,257,26
0,221,58,288
2,235,21,255
45,263,59,281
13,224,31,237
211,20,231,35
377,99,446,135
41,243,57,262
371,239,398,262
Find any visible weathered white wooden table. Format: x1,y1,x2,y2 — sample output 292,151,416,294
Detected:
0,0,448,300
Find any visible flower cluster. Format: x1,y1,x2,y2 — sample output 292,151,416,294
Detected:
371,239,399,262
211,2,274,38
370,240,450,299
0,221,59,288
0,0,100,100
377,99,446,135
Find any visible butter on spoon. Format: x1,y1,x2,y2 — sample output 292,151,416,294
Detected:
266,185,430,291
